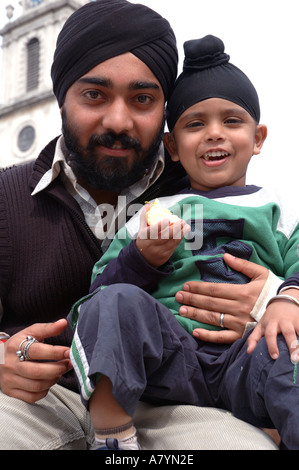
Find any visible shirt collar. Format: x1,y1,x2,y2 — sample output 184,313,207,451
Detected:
31,136,71,195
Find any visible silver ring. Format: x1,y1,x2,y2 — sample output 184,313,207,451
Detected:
16,336,38,361
16,338,30,360
219,313,225,328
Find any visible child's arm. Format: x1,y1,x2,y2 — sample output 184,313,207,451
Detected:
90,204,189,294
247,287,299,361
247,218,299,359
136,205,190,268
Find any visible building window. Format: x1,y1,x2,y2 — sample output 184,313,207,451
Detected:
17,125,36,152
26,38,40,92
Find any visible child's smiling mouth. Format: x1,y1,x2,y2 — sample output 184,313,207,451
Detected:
202,150,230,161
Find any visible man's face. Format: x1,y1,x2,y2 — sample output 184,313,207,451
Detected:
61,53,165,192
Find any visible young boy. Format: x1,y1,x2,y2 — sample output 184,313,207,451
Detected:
69,35,299,450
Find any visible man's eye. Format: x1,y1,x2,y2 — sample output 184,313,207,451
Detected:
135,95,153,104
84,90,102,100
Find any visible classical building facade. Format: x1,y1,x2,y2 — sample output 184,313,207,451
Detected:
0,0,89,168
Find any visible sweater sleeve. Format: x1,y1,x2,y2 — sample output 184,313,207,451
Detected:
278,272,299,292
277,221,299,291
0,171,14,312
90,230,173,294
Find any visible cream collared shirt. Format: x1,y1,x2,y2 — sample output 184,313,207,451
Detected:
32,136,165,250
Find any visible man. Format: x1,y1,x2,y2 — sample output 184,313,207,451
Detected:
0,0,277,450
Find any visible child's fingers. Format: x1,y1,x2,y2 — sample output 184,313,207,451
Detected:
162,220,190,240
247,323,263,354
247,322,280,360
148,218,170,239
139,205,151,230
280,323,299,361
263,328,280,360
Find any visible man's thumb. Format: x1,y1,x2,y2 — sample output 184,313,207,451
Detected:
25,319,68,342
223,253,268,280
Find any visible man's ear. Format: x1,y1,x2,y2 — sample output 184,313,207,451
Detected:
164,132,180,162
253,124,267,155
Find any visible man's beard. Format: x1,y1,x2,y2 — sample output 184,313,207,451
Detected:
61,109,165,192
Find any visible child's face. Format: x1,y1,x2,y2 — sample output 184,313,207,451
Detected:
165,98,267,191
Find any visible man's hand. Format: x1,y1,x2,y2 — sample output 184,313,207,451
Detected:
0,319,72,403
175,253,270,343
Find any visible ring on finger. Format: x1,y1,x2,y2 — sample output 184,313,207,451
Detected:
16,338,30,361
219,313,225,328
16,335,38,361
23,337,38,360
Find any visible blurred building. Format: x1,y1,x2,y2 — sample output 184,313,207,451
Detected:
0,0,89,168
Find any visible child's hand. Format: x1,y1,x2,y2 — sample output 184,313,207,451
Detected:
136,205,190,268
247,289,299,361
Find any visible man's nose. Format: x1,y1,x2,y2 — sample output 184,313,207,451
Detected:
101,99,134,134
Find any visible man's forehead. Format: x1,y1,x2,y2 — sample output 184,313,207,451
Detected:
75,53,163,91
77,76,160,91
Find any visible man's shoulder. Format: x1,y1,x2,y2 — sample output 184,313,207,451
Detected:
0,160,34,182
0,137,58,188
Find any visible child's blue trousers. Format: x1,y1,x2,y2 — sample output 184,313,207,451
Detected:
71,283,299,449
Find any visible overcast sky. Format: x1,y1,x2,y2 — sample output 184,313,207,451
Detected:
1,0,298,190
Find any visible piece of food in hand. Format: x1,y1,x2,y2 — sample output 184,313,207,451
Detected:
146,199,180,226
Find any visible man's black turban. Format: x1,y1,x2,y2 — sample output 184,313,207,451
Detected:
51,0,178,106
167,35,260,131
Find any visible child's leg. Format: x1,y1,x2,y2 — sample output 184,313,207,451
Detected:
89,375,139,450
221,332,299,449
70,284,216,449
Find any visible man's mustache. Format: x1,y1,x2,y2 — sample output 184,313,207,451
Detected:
87,133,143,152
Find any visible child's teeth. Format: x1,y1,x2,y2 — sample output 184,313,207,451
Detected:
203,151,228,160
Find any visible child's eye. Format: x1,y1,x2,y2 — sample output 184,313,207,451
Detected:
186,121,204,128
225,118,242,125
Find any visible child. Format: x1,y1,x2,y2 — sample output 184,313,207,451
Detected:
69,35,299,450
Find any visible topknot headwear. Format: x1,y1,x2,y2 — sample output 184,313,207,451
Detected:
51,0,178,106
167,35,260,131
